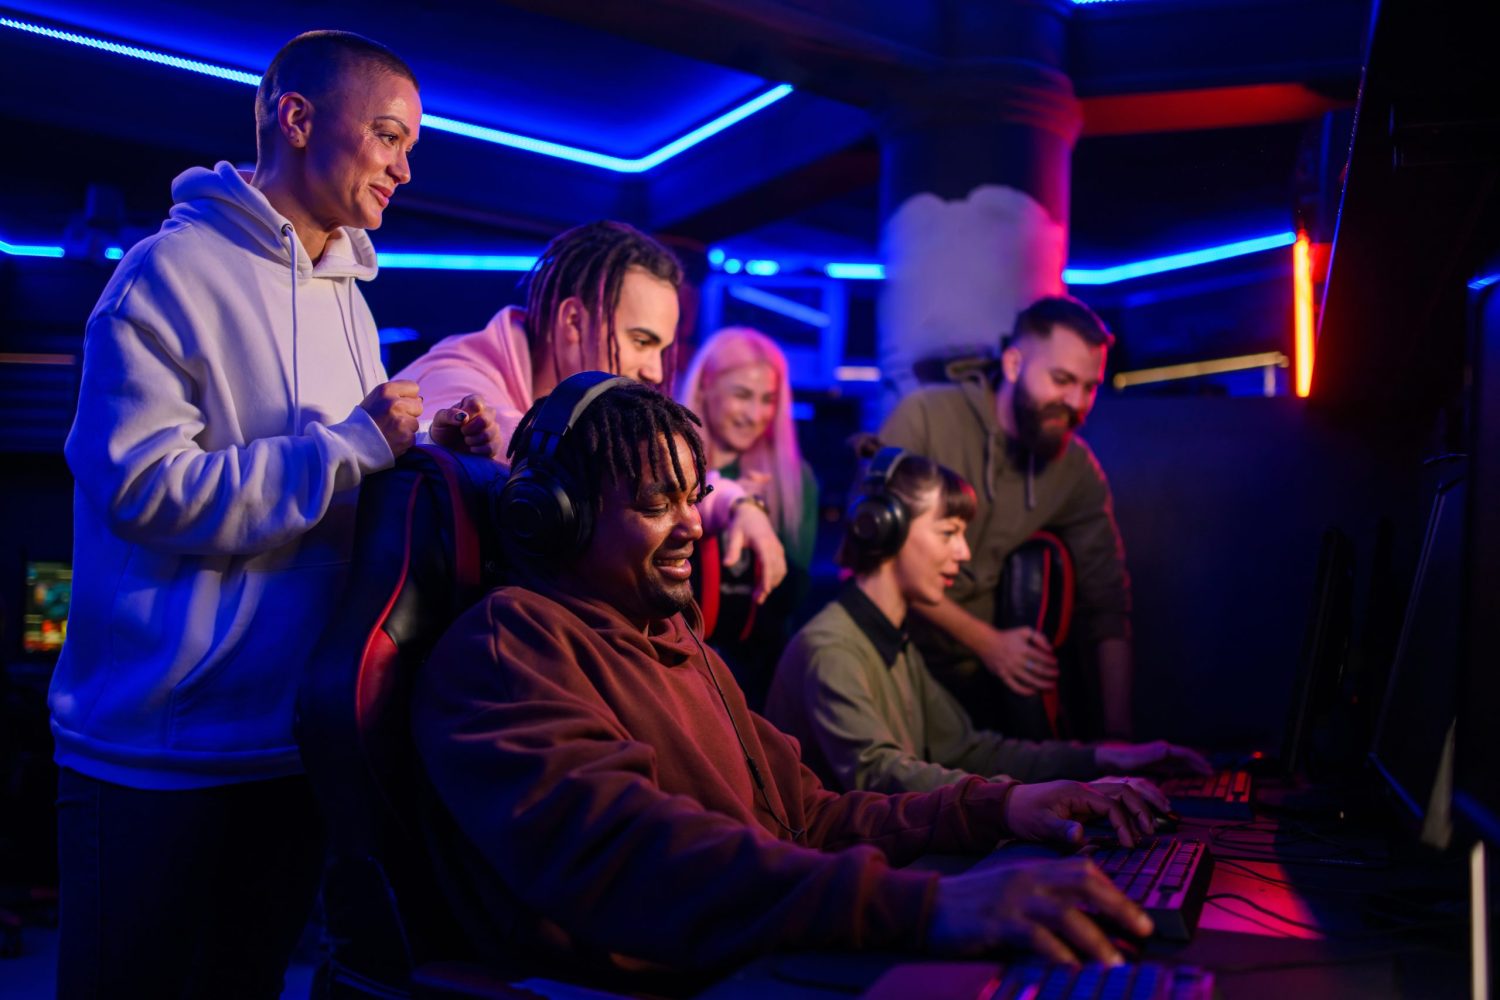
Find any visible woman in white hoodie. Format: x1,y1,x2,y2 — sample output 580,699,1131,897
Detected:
51,31,495,996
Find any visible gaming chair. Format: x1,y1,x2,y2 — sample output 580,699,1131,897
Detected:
295,444,528,999
996,531,1076,737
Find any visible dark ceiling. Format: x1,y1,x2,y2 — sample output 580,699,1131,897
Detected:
4,0,1368,267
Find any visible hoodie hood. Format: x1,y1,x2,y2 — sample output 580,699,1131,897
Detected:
537,586,707,668
170,162,379,281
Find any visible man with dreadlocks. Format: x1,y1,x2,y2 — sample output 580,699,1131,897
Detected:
396,218,787,601
412,375,1157,983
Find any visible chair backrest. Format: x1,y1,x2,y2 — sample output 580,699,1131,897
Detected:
997,531,1076,736
297,445,508,994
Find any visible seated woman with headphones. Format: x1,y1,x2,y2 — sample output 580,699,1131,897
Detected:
677,326,818,709
765,444,1210,796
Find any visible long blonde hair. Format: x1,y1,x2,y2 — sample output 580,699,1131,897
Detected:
678,327,804,538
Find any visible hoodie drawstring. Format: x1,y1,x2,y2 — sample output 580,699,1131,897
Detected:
281,224,300,434
334,280,371,398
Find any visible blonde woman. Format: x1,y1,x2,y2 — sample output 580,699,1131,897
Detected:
679,327,819,705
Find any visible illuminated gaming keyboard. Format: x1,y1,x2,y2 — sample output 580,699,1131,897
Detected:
861,960,1216,1000
1081,835,1214,941
1160,768,1254,820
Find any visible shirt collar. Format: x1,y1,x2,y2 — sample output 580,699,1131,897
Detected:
836,580,908,667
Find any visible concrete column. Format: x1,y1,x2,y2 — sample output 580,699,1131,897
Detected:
877,3,1082,404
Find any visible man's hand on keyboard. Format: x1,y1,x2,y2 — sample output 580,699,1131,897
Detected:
1005,780,1155,847
1088,777,1170,828
1095,740,1213,777
925,858,1154,965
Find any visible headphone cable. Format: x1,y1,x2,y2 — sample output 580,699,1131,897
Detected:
687,625,806,841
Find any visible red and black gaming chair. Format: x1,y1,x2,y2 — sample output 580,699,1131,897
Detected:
295,445,530,999
995,531,1077,738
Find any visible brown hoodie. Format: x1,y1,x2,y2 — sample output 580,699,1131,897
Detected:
879,359,1132,682
411,585,1020,974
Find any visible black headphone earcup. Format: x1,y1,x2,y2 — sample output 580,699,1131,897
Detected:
499,464,588,558
847,494,909,558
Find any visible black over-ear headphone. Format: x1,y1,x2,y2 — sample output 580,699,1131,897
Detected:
846,446,910,559
500,370,632,559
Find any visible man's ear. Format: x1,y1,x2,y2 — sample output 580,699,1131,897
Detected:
1000,343,1024,385
278,92,314,149
555,296,586,347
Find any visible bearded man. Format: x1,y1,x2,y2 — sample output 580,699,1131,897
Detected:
881,296,1136,741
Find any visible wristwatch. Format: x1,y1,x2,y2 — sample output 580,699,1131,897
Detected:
730,493,769,515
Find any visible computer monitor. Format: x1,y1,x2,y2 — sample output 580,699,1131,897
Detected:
1368,471,1465,850
1280,528,1355,780
1456,265,1500,1000
21,560,71,657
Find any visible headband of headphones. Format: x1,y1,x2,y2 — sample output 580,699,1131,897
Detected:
509,370,633,467
862,447,908,496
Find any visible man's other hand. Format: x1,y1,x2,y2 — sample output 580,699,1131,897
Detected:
1095,740,1213,777
980,626,1059,696
1005,780,1153,847
720,500,787,604
926,859,1153,964
430,393,504,459
361,380,422,458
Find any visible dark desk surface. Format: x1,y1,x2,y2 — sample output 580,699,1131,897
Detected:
699,802,1470,1000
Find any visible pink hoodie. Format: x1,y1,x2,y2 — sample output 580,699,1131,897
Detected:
395,306,745,529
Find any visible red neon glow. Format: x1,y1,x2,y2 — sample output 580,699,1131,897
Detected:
1293,231,1315,397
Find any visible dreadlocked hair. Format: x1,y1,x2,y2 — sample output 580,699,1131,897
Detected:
521,220,684,386
510,380,709,511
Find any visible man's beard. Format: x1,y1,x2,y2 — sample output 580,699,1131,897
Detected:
643,577,695,619
1012,379,1081,460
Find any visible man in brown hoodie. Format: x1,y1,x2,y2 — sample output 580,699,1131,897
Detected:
412,375,1156,983
881,296,1136,740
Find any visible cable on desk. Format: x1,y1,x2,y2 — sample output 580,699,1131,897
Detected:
1205,892,1331,934
1206,893,1464,942
1215,858,1372,896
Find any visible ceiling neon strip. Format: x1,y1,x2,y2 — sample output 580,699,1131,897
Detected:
0,15,793,173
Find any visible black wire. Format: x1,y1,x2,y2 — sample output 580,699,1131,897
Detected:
1206,892,1464,941
687,625,806,841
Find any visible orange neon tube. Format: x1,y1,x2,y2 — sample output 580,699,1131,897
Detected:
1293,231,1314,397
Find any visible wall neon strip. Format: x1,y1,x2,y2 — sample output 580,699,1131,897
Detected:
822,232,1298,285
1064,232,1297,284
825,262,886,280
0,237,64,258
0,15,793,173
726,284,830,328
376,252,537,271
1292,231,1315,397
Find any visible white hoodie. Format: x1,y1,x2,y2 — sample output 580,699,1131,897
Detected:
51,162,395,789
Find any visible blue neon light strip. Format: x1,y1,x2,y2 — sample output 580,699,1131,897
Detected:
0,237,64,258
825,262,886,280
0,16,793,173
1469,272,1500,292
726,284,830,328
0,15,261,85
377,252,537,271
1063,232,1297,284
822,232,1298,285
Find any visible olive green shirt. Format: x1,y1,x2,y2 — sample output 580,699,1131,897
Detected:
765,586,1099,793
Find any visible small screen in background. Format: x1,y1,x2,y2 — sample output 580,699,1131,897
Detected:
23,561,71,654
